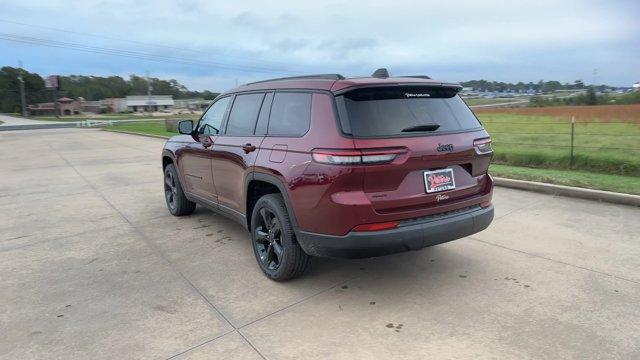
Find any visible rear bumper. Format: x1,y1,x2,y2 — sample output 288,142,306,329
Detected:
297,204,494,258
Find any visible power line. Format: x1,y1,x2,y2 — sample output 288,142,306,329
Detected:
0,18,298,69
0,32,302,76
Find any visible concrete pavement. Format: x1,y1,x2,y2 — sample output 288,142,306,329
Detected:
0,113,66,126
1,128,639,359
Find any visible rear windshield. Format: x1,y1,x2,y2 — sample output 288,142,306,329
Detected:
335,86,482,137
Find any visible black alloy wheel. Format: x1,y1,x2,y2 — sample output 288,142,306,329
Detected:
250,194,310,281
163,163,196,216
164,170,178,212
254,207,285,271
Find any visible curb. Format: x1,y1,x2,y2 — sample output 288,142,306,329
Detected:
103,129,171,140
494,177,640,207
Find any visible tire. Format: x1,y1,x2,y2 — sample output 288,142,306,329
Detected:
164,163,196,216
250,193,310,281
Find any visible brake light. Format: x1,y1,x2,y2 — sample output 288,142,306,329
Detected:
311,150,362,164
312,148,406,165
473,137,492,154
352,221,399,232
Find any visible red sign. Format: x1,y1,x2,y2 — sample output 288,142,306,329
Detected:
45,75,60,90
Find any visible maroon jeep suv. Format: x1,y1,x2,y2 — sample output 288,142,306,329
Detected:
162,69,494,281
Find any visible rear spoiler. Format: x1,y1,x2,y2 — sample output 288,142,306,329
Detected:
333,82,463,96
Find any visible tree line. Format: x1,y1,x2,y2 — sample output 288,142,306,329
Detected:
459,79,616,93
0,66,220,113
0,66,632,113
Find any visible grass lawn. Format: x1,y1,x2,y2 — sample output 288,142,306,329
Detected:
32,114,200,122
30,115,93,121
104,120,176,137
490,164,640,195
477,113,640,176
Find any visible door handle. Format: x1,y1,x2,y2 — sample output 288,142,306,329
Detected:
242,143,257,153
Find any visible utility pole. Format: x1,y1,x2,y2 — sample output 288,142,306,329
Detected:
18,60,27,117
146,70,153,117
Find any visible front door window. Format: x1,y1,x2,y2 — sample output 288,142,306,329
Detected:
199,97,231,136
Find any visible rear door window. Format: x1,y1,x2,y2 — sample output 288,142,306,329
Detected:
225,93,265,136
267,92,312,136
336,86,481,137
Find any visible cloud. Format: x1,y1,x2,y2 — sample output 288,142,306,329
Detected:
0,0,638,88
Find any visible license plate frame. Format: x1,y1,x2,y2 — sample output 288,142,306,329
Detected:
423,168,456,193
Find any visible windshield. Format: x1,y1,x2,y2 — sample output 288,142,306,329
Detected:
335,86,482,137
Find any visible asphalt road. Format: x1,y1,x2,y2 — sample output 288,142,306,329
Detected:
1,128,639,359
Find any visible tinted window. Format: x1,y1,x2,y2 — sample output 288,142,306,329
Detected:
225,93,265,136
268,92,312,136
254,92,274,135
199,97,230,135
336,86,481,137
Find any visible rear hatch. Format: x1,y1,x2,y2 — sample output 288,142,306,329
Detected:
335,84,492,214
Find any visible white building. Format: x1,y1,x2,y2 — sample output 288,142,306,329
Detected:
102,98,127,113
124,95,174,112
633,82,640,93
174,98,212,110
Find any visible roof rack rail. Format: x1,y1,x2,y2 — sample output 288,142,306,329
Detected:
246,74,345,85
398,75,432,79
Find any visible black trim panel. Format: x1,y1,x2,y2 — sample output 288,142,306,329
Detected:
185,191,248,228
297,205,494,258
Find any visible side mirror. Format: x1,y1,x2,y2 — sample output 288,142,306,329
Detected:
178,120,194,135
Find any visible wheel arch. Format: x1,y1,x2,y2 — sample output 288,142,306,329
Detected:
245,172,299,232
162,149,176,170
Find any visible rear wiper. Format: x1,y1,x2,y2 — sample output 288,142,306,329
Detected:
401,123,440,132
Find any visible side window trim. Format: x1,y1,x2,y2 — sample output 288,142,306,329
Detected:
254,92,274,135
220,94,237,135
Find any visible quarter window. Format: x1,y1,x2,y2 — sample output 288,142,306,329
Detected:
268,92,312,136
225,93,265,136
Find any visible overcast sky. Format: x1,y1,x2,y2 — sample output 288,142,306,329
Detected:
1,0,638,91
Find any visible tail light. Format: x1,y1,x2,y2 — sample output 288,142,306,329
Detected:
352,221,399,232
473,137,492,154
312,148,407,165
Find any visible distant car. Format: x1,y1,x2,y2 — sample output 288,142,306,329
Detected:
161,69,494,281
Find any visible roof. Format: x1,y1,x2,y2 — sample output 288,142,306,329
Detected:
227,75,458,95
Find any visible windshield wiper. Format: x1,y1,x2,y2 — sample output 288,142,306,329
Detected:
401,123,440,132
